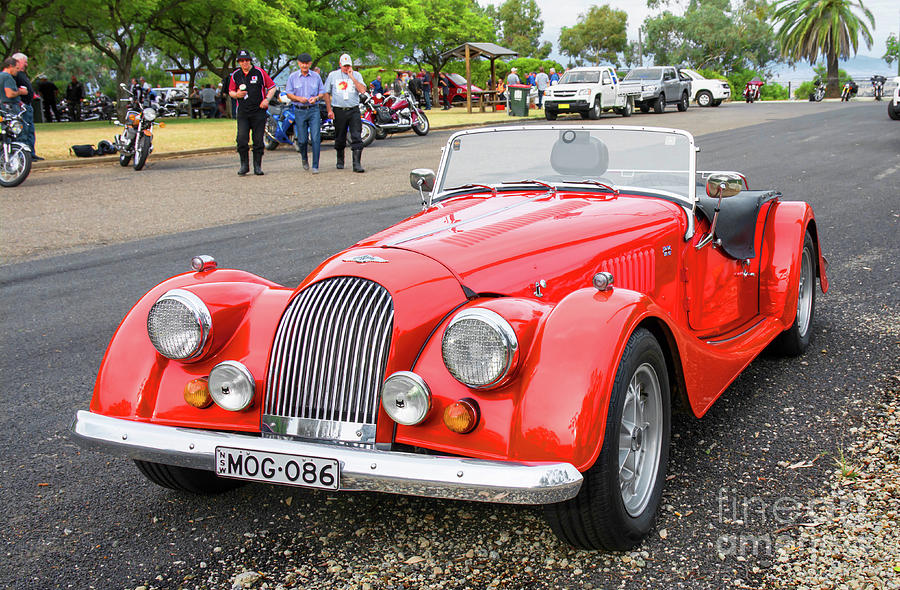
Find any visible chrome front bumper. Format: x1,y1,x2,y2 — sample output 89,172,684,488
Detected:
71,411,582,505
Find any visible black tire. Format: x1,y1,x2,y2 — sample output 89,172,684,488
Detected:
412,112,429,136
677,92,689,112
375,127,388,140
588,97,602,120
696,90,713,107
639,104,650,114
711,99,722,107
119,152,130,167
579,111,591,120
0,145,32,187
621,97,633,117
133,134,151,170
772,231,816,356
889,104,900,121
265,118,279,151
653,94,665,114
545,111,558,121
360,123,375,147
134,460,245,494
544,328,671,550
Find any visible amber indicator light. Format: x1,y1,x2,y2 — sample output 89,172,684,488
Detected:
184,377,212,409
443,398,479,434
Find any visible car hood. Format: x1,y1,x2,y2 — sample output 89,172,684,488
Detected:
353,191,682,300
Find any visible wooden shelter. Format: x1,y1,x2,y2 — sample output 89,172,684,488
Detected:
440,42,518,113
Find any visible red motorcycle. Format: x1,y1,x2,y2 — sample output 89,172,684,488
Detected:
361,91,430,140
743,79,763,103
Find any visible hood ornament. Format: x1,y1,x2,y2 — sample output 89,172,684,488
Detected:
343,254,389,264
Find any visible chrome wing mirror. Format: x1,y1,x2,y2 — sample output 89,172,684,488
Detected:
410,169,435,209
696,173,744,249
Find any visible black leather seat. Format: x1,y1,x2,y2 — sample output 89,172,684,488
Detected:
695,187,780,260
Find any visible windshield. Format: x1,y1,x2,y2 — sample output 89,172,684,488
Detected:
437,127,695,203
559,70,601,84
447,73,468,85
624,68,662,81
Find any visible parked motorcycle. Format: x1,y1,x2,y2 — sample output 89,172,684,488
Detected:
743,80,763,103
0,105,32,187
809,79,826,102
841,82,852,101
112,83,164,171
871,75,886,101
265,93,375,151
361,91,429,139
82,96,116,121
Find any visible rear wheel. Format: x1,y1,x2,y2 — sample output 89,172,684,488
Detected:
134,460,244,494
639,104,650,114
696,90,713,107
265,118,279,151
544,328,670,550
133,134,151,170
653,94,666,114
772,231,816,356
119,152,130,166
621,98,633,117
677,92,689,111
375,127,388,140
889,104,900,120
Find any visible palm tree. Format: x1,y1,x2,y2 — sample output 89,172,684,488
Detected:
773,0,874,98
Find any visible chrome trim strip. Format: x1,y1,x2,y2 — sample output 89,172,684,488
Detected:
262,416,377,444
72,411,582,505
705,318,766,345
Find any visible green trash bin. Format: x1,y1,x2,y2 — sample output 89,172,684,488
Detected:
507,84,530,117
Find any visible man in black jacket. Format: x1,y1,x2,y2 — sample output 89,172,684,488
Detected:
36,77,60,122
66,76,84,121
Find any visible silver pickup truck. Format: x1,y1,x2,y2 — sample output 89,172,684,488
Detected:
618,66,692,113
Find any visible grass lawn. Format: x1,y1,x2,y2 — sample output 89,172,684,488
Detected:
34,107,547,161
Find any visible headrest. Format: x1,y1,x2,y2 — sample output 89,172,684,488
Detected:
550,130,609,177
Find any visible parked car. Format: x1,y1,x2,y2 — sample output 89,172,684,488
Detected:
890,76,900,120
619,66,692,113
71,125,827,551
439,73,483,107
678,68,731,106
543,66,638,120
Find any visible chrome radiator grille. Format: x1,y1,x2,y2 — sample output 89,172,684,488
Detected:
263,277,394,443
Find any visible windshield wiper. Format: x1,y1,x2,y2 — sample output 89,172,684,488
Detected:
441,183,497,197
500,179,557,193
564,179,619,195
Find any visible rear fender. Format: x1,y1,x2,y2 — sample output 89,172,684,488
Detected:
510,287,665,471
759,201,828,328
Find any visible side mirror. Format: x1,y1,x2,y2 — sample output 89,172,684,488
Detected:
705,173,744,199
410,168,435,208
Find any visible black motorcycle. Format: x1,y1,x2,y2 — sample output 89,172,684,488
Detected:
871,75,886,101
0,105,32,187
112,83,164,171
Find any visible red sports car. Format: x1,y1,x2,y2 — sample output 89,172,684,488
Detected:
72,125,827,550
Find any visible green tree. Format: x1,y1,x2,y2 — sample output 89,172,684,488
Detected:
558,5,627,67
773,0,874,98
641,0,779,72
0,0,55,58
884,33,900,75
490,0,551,59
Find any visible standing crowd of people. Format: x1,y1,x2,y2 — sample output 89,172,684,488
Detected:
504,66,560,108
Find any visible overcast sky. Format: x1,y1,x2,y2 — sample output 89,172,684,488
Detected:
480,0,900,62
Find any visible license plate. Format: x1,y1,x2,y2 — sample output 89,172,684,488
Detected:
216,447,339,490
557,103,569,110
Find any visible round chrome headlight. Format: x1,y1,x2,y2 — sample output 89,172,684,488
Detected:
442,309,518,389
146,289,211,360
142,107,157,121
9,120,24,136
381,372,431,425
209,361,255,411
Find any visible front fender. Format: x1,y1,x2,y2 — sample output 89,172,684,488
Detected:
759,201,828,328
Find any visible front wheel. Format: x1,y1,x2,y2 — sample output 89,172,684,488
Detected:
545,110,558,121
677,92,689,112
133,134,151,170
412,112,430,136
889,104,900,121
360,123,375,147
772,231,817,356
544,328,671,550
134,460,244,494
588,97,602,120
0,144,32,187
696,90,713,107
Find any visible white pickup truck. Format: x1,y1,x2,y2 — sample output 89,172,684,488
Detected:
678,68,731,107
543,66,639,120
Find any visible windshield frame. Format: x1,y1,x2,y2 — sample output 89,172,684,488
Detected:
432,124,698,207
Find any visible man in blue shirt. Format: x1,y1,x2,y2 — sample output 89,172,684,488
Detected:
285,52,325,173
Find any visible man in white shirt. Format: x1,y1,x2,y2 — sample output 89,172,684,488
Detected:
535,67,549,108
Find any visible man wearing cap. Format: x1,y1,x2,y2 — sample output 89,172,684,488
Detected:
285,52,324,173
229,50,277,175
323,53,367,173
506,67,520,85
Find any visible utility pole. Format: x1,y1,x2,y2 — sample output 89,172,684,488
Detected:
638,26,644,67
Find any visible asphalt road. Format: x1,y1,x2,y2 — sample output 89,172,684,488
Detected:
1,101,898,590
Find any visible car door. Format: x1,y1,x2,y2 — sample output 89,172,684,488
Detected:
662,68,678,102
600,69,616,107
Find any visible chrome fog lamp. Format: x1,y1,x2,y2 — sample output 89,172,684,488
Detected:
142,107,157,122
209,361,255,411
442,309,518,389
147,289,211,360
381,372,431,425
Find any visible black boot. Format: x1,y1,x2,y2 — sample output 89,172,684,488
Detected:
252,151,264,175
299,144,309,170
237,152,249,176
336,149,345,169
352,149,365,173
